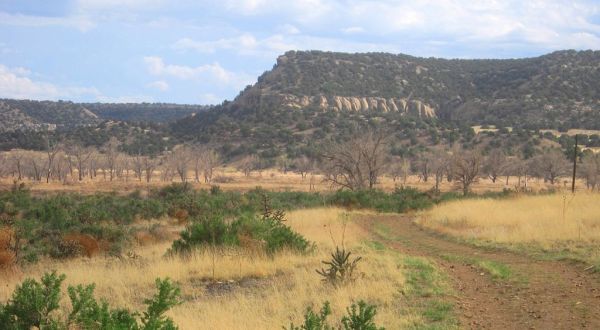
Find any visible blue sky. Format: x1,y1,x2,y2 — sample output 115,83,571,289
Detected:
1,0,599,104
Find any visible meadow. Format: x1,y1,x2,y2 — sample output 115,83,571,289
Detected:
0,208,455,329
418,192,600,266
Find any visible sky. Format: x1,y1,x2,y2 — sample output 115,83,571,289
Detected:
0,0,600,104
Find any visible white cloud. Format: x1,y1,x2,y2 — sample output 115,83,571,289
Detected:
143,56,254,88
96,95,155,103
75,0,166,11
199,93,222,104
0,12,95,32
0,64,102,100
341,26,365,34
148,80,169,91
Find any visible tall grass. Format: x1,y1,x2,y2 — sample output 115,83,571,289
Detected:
1,209,413,329
419,193,600,244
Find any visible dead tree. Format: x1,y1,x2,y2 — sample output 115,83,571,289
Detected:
68,144,93,181
140,156,156,183
201,147,220,183
44,136,61,183
532,149,569,185
431,153,450,192
580,153,600,190
483,149,508,183
102,139,120,181
451,150,482,196
294,156,313,179
321,129,389,190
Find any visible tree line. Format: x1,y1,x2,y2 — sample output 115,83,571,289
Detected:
1,131,599,194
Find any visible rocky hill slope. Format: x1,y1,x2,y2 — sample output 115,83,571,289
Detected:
0,99,208,133
228,49,600,129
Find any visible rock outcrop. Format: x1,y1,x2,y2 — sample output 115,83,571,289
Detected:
267,93,437,118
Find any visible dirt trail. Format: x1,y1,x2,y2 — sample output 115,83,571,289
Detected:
358,214,600,330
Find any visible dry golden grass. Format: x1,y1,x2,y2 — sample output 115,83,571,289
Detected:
419,193,600,244
1,169,572,196
0,208,412,329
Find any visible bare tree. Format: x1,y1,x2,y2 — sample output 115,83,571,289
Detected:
68,143,93,181
170,146,192,182
580,153,600,190
24,151,45,181
532,149,569,185
143,156,159,183
431,153,450,192
201,147,220,183
483,149,508,183
44,136,61,183
9,150,25,180
102,138,120,181
321,129,389,190
237,155,259,177
451,150,482,196
132,153,144,181
294,156,313,179
413,154,431,182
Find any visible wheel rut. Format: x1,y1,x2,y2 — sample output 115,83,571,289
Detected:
357,214,600,330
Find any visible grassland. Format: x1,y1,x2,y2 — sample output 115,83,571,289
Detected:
1,208,458,329
418,192,600,266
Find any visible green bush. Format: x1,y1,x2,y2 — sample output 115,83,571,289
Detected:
0,272,181,330
287,301,384,330
171,212,311,255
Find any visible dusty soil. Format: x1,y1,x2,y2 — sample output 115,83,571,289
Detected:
358,214,600,330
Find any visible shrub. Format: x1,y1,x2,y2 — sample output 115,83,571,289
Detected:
316,247,361,287
287,301,384,330
1,271,65,329
0,272,181,330
171,212,311,255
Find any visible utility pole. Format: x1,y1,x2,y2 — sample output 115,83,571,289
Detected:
571,135,578,193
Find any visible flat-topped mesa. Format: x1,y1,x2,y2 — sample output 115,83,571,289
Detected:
277,94,436,118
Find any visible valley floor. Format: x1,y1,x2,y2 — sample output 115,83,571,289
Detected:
2,206,600,329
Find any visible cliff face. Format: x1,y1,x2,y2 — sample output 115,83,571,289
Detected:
235,92,436,118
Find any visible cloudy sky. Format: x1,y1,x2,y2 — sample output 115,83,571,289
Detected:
1,0,599,104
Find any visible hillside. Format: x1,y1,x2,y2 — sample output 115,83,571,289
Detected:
0,99,208,133
215,49,600,130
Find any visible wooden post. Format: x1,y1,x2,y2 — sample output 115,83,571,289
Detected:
572,135,578,193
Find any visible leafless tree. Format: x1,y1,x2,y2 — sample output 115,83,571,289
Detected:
132,153,144,181
321,129,389,190
237,155,259,177
9,150,25,180
44,136,61,183
506,158,531,189
102,138,120,181
24,151,45,181
143,156,159,183
413,154,431,183
201,147,220,183
580,153,600,190
170,146,192,182
451,150,482,196
531,149,569,185
294,156,313,179
483,149,508,183
68,143,93,181
431,153,450,192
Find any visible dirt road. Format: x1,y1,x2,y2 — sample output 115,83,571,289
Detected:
358,214,600,330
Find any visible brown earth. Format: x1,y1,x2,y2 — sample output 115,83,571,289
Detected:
357,214,600,330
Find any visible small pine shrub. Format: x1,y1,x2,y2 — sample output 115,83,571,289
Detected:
0,272,181,330
287,301,384,330
287,302,333,330
341,301,385,330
